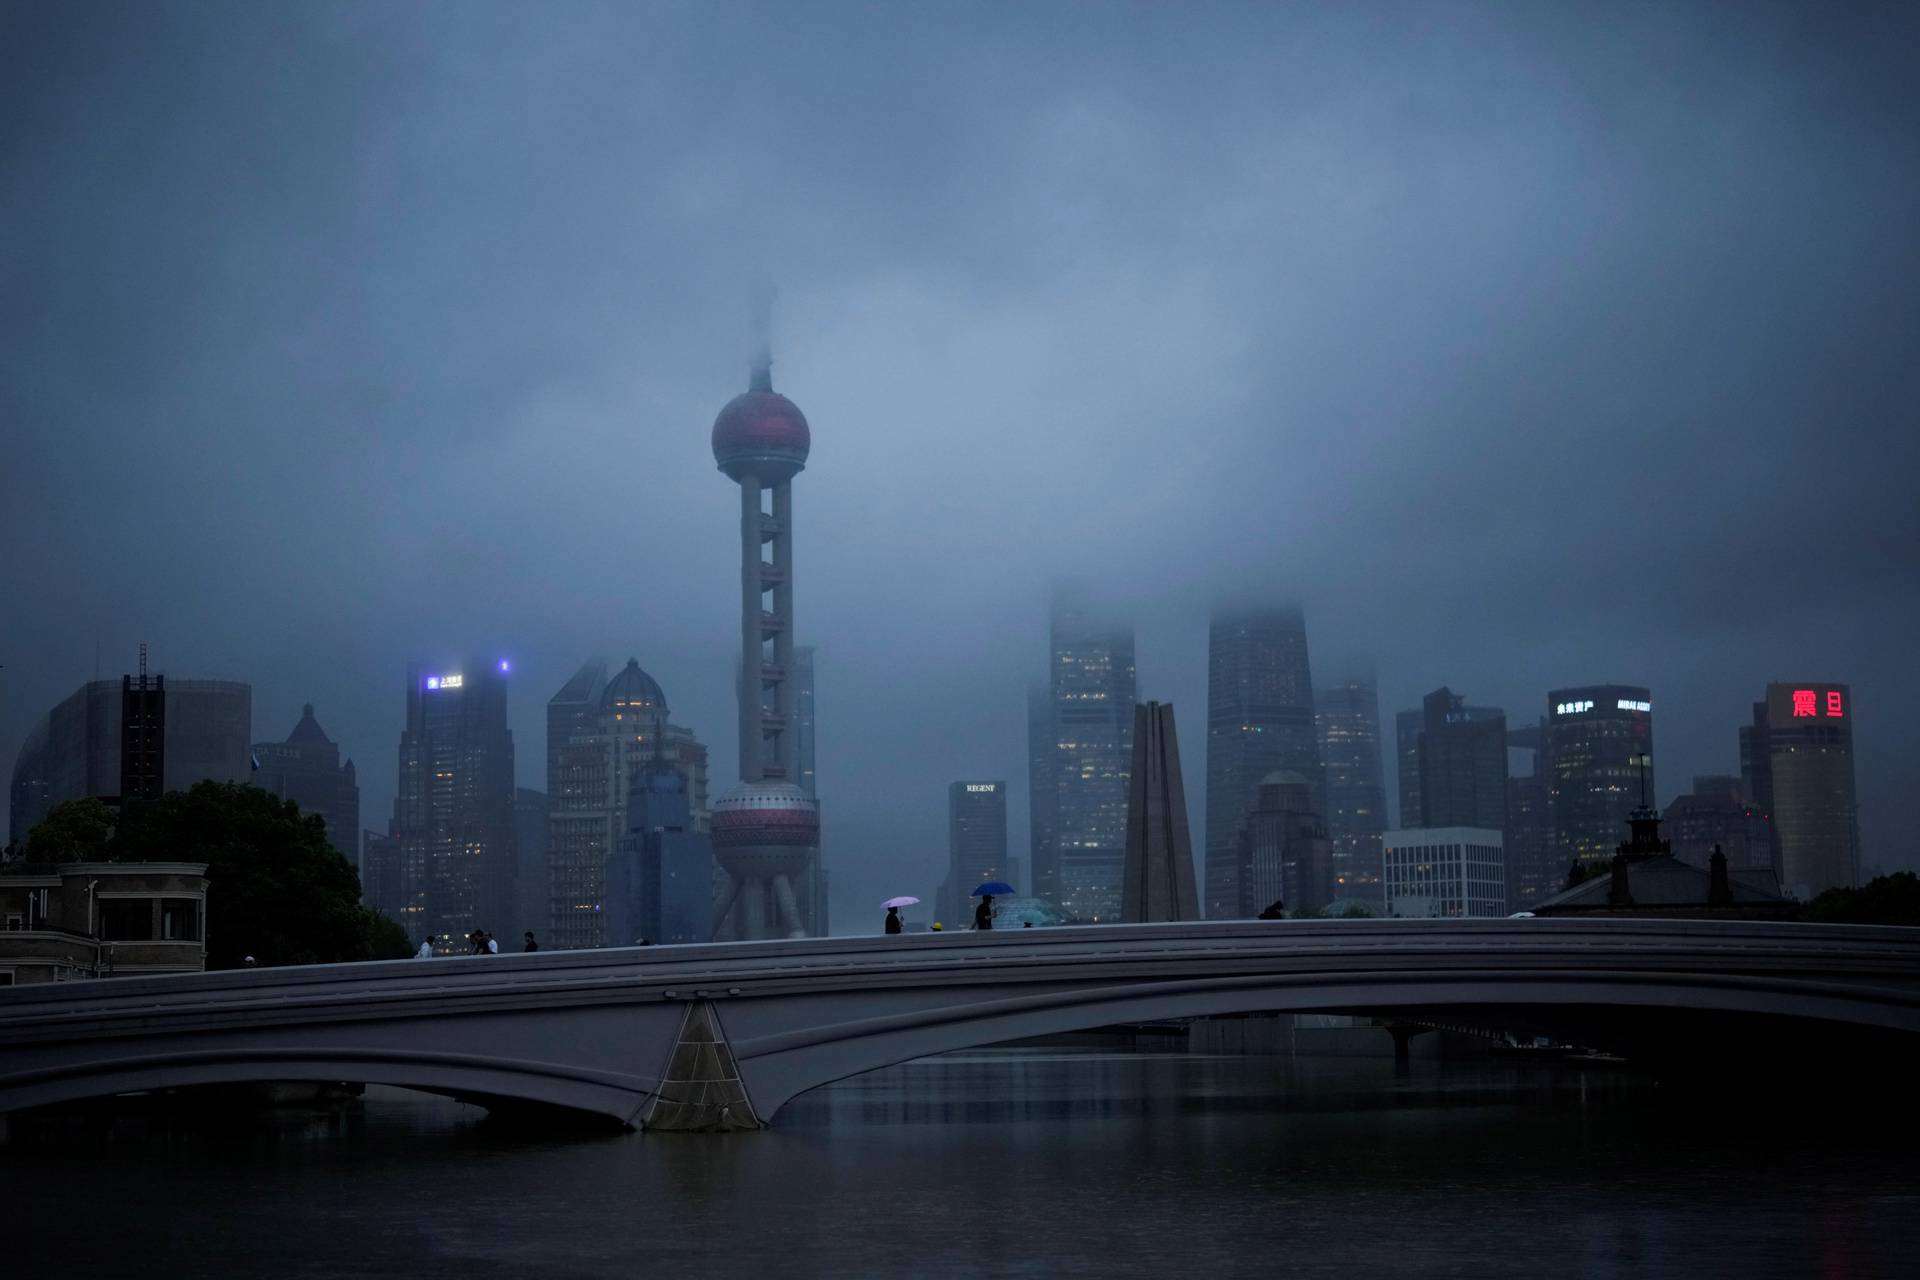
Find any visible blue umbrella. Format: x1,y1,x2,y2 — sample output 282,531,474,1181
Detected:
972,881,1015,897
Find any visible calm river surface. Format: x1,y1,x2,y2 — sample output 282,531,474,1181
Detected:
2,1049,1913,1278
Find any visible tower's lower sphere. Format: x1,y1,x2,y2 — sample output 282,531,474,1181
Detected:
712,780,820,881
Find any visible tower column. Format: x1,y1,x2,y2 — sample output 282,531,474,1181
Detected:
739,476,764,781
771,481,795,780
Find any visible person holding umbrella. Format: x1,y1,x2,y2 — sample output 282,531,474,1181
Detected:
971,880,1014,930
881,895,919,935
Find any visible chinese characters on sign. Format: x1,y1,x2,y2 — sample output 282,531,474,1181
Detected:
1791,688,1844,719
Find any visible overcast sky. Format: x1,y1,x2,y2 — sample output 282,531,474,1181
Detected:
4,1,1916,923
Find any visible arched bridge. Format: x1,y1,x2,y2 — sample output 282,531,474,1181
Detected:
4,918,1919,1130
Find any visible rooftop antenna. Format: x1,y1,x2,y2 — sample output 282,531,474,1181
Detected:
748,277,776,393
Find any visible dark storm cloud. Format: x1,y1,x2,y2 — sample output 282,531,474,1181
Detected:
4,1,1917,917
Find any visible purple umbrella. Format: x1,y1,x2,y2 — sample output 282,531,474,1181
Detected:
881,896,920,909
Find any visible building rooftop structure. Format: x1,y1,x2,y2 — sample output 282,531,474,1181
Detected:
1528,805,1793,919
0,861,210,984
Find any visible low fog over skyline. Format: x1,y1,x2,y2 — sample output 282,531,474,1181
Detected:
4,2,1917,923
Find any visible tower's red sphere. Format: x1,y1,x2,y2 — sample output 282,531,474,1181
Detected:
713,390,810,484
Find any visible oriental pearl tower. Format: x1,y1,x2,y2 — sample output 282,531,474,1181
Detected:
709,298,821,940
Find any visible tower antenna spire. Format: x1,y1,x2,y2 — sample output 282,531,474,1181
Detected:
749,278,775,393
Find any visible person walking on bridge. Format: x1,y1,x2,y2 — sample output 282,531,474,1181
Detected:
523,931,539,952
415,935,435,959
974,894,994,930
885,905,903,934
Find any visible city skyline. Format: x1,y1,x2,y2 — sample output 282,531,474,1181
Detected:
3,4,1913,930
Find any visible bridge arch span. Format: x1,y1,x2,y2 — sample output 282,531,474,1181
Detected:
5,920,1919,1128
724,960,1920,1120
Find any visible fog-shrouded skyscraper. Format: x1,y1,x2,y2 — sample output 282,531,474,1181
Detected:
546,658,708,949
9,671,251,841
1545,685,1654,871
1416,688,1508,833
253,703,360,865
709,306,822,940
940,780,1009,926
1747,683,1858,900
1046,586,1136,923
1316,676,1387,902
1026,681,1058,902
1205,605,1317,919
392,660,517,945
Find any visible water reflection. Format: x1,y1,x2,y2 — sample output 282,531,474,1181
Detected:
0,1049,1910,1279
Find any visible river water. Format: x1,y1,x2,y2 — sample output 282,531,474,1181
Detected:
2,1049,1912,1278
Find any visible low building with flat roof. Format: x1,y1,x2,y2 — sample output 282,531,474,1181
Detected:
1382,827,1506,919
0,862,209,985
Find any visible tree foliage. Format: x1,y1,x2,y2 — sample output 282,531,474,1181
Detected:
27,782,412,969
1802,873,1920,927
23,797,117,863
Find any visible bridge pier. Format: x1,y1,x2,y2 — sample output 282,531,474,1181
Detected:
641,1001,761,1133
1385,1023,1430,1069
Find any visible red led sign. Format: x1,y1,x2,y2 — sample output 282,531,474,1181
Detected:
1790,688,1844,719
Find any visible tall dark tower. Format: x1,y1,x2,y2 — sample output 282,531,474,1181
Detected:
710,295,822,940
1121,702,1201,922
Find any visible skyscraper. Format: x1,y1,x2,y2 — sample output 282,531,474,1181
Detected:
361,830,402,921
511,788,550,940
1121,703,1201,922
1664,775,1774,876
608,757,713,947
1235,772,1334,917
1394,708,1423,831
1544,685,1654,870
1747,683,1858,900
545,658,708,949
709,307,822,940
1503,725,1556,910
1205,605,1317,919
253,704,360,864
941,780,1009,926
9,671,251,841
1026,681,1057,902
793,645,817,799
1315,676,1387,902
1416,688,1508,832
791,645,826,937
1047,586,1136,923
391,660,517,945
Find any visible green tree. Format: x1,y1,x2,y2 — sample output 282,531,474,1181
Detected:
23,797,117,863
1803,872,1920,927
101,781,412,968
